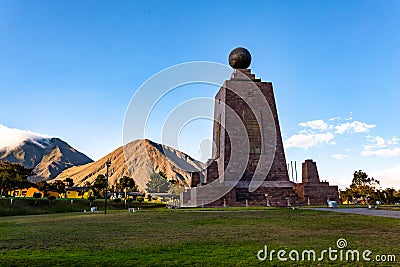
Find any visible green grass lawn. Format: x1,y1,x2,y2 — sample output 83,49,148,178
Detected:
0,197,165,216
1,208,399,266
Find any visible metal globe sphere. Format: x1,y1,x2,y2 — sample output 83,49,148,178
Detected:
228,47,251,69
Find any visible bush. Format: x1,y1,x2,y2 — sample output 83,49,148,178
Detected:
113,198,122,202
32,192,42,207
33,192,42,198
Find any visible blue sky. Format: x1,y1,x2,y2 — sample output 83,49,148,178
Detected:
0,1,399,189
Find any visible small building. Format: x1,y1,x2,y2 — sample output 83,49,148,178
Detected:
294,160,339,205
46,190,61,198
65,187,93,199
11,187,43,198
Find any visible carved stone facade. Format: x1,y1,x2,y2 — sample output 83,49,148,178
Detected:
180,67,339,207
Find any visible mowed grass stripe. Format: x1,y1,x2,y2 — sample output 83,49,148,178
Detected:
1,209,399,266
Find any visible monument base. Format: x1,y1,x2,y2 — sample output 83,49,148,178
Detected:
180,160,339,208
181,181,302,207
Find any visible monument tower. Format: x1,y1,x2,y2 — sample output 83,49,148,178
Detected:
180,48,338,207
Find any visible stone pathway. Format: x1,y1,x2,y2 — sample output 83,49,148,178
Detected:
313,208,400,219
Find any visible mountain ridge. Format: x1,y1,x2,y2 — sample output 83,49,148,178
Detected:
55,139,205,192
0,137,94,181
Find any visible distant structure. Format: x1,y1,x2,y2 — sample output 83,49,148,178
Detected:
295,159,338,205
180,48,338,207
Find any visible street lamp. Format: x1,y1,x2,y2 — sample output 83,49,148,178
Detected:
104,159,111,214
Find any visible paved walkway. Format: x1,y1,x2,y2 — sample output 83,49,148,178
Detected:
313,208,400,219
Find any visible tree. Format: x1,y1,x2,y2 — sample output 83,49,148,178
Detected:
146,172,170,193
92,174,107,197
116,176,137,193
83,180,92,188
380,188,397,204
88,196,96,207
168,179,185,195
48,195,56,206
348,170,380,203
0,168,12,196
36,181,49,192
49,180,66,192
33,192,42,207
64,177,74,187
0,161,34,196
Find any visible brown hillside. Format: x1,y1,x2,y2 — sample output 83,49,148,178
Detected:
0,138,93,181
55,139,205,192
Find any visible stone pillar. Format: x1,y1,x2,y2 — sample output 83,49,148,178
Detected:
190,172,201,187
302,159,320,184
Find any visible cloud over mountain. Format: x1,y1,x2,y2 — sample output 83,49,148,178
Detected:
0,125,93,181
0,125,51,151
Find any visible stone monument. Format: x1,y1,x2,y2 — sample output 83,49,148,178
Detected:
295,159,339,204
180,48,338,207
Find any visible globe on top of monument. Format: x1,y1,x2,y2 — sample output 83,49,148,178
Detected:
228,47,252,69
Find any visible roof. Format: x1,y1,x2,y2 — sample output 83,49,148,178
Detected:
126,192,145,196
65,187,91,192
147,193,176,197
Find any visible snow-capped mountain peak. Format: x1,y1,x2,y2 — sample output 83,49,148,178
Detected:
0,125,51,151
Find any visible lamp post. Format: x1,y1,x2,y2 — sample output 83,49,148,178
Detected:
104,159,111,214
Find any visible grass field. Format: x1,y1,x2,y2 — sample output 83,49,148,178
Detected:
1,208,399,266
0,197,164,216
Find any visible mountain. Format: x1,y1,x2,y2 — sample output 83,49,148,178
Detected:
55,139,205,192
0,137,93,182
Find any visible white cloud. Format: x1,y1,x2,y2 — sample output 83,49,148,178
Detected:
298,119,328,131
335,121,375,134
329,178,350,190
284,132,334,149
362,135,400,157
362,147,400,157
0,125,50,151
329,113,352,122
286,117,376,152
369,164,400,189
328,117,340,121
332,154,348,160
